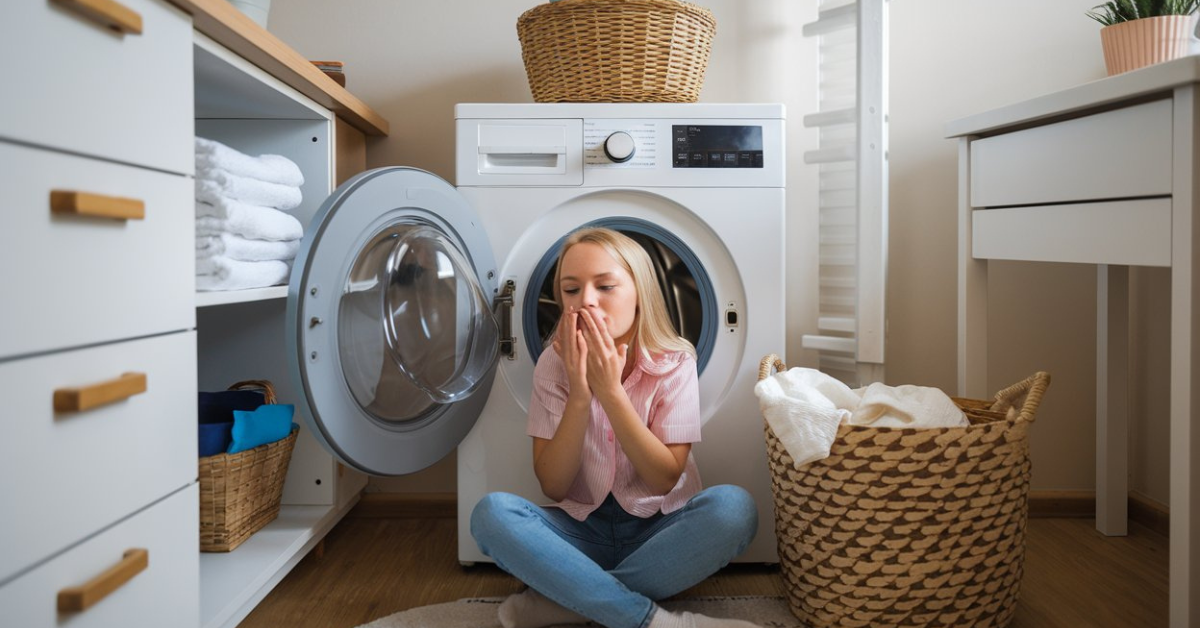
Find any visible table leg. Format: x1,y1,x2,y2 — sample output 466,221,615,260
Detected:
1170,83,1199,628
958,137,988,399
1096,264,1129,536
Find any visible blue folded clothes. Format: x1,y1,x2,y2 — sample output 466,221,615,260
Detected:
199,389,266,424
199,421,233,457
228,404,297,454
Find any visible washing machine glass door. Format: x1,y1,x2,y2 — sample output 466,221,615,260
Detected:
287,167,500,476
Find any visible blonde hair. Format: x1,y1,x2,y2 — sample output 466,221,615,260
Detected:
553,227,696,360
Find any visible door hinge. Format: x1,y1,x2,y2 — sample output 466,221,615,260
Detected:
496,279,517,360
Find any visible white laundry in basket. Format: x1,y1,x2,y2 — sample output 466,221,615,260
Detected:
754,368,968,466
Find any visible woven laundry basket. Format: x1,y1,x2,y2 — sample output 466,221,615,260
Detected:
757,355,1050,628
516,0,716,102
198,380,298,552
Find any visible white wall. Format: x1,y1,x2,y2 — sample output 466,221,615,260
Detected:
888,0,1169,505
268,0,1170,505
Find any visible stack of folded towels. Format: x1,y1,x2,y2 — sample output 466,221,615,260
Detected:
195,137,305,291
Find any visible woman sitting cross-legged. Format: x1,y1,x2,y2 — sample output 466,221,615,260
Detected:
471,227,761,628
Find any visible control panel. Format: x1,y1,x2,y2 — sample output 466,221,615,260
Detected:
672,125,764,168
584,121,657,168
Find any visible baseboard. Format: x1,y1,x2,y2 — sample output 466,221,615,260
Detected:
1028,490,1169,536
1128,491,1170,537
349,492,456,519
351,490,1171,535
1028,490,1095,518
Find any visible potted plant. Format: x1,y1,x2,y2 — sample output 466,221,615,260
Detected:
1088,0,1200,75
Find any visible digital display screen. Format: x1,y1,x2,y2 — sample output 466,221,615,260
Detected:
672,125,764,168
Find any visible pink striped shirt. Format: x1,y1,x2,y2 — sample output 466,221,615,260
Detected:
527,347,703,521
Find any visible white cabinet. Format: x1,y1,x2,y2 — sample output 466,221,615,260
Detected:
2,2,386,627
0,1,197,625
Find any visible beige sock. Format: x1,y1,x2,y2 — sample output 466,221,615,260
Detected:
647,606,763,628
497,588,590,628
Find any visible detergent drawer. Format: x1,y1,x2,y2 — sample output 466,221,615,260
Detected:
0,141,194,361
0,331,196,584
456,118,584,186
0,484,198,628
0,0,193,175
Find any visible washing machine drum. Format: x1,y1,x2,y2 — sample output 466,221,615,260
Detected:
287,167,500,476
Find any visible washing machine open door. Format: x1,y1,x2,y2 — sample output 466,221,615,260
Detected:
286,167,503,476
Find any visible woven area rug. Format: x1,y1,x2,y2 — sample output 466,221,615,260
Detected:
356,596,803,628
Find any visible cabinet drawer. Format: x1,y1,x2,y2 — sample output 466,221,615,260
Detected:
0,142,194,361
970,99,1173,208
0,484,198,628
972,198,1172,267
0,0,192,174
0,332,196,583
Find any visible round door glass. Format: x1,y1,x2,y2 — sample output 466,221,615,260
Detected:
338,221,499,423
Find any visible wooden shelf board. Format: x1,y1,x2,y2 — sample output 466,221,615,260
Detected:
167,0,389,136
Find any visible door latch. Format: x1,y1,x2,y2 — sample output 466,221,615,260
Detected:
495,279,517,360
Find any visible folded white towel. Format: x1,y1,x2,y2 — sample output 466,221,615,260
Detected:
754,367,969,466
196,171,302,211
195,200,304,242
195,137,305,187
196,257,292,291
851,383,968,428
196,232,299,263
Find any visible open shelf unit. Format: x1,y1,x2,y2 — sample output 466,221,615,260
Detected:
192,30,368,628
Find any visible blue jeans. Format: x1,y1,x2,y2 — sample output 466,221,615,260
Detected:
470,485,758,628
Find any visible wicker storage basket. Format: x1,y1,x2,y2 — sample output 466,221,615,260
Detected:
758,355,1051,628
516,0,716,103
198,380,298,552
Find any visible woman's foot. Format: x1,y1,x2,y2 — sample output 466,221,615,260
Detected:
497,588,589,628
648,607,761,628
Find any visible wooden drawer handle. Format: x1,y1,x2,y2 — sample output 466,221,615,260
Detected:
51,191,145,221
51,0,143,35
58,548,148,613
54,372,147,413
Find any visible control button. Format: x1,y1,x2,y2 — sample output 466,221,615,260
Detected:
753,152,764,168
738,152,752,168
691,152,706,167
723,152,738,166
708,152,723,167
674,152,689,167
603,131,636,163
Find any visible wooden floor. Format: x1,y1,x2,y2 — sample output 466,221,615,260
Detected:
240,515,1168,628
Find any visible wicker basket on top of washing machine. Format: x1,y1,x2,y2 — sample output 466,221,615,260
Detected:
516,0,716,103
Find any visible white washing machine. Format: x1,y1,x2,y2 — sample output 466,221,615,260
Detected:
455,103,785,564
284,103,786,568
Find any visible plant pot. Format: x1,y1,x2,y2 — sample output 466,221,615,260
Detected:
1100,14,1197,76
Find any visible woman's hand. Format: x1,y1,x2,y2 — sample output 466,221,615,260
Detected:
578,307,628,402
553,307,590,401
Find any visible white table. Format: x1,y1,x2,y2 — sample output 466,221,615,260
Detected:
947,56,1200,628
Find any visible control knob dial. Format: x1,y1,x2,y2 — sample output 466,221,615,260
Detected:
603,131,636,163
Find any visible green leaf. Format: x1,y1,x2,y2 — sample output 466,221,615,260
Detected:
1088,0,1199,23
